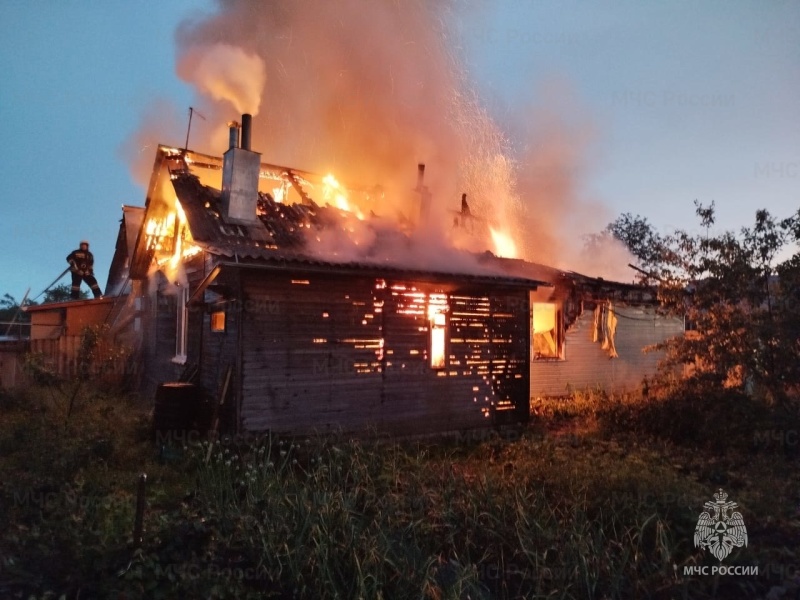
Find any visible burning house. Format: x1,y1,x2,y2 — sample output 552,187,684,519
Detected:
117,115,545,437
105,113,684,437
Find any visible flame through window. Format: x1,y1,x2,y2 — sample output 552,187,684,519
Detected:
532,302,563,360
428,293,448,369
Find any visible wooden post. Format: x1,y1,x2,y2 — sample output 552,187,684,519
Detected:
132,473,147,549
206,365,232,464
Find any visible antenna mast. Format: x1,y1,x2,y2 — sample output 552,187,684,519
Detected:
184,106,206,151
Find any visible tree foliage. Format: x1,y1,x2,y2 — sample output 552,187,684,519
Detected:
0,293,33,337
606,203,800,406
605,212,669,279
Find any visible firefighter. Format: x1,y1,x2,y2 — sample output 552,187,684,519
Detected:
66,240,103,300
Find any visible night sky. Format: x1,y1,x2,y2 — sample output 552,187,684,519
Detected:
1,0,797,301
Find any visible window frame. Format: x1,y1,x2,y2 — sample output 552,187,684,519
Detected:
429,308,448,369
172,286,189,364
531,301,565,361
210,309,226,333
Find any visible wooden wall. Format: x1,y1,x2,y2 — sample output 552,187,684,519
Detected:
0,342,29,389
22,299,121,381
28,300,115,341
198,270,239,430
139,282,183,396
139,254,208,399
530,303,684,397
235,271,530,437
30,336,83,377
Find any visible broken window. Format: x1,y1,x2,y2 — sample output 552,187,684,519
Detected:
210,310,225,332
532,302,564,360
430,311,447,369
428,294,448,369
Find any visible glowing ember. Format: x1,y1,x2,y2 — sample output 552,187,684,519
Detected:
489,227,518,258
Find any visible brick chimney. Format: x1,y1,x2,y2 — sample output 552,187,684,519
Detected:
221,113,261,225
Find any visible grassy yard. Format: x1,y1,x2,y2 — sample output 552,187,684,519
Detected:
0,384,798,599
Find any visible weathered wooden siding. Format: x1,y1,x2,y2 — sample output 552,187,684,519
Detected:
448,293,529,425
0,342,29,388
29,311,63,340
198,270,239,430
27,300,115,341
140,254,208,397
530,304,684,397
30,336,82,376
20,298,123,381
238,271,530,436
140,287,182,395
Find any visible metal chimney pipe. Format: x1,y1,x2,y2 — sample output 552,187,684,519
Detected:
241,113,253,151
227,121,240,150
416,163,425,190
221,113,261,226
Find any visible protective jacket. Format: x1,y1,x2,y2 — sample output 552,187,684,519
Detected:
67,249,94,276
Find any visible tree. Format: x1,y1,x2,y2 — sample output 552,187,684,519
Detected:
583,212,671,285
606,212,669,281
0,293,35,338
605,203,800,406
0,293,21,321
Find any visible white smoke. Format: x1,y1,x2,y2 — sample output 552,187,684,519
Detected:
177,43,266,115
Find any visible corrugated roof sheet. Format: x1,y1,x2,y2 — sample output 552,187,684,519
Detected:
205,247,544,288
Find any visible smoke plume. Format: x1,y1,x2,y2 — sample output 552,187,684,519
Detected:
127,0,635,280
177,43,266,115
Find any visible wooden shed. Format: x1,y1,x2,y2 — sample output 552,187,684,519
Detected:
24,298,117,378
0,340,29,389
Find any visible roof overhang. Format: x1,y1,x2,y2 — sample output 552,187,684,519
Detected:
23,297,116,312
214,257,548,290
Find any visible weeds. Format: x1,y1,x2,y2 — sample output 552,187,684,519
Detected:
1,383,798,598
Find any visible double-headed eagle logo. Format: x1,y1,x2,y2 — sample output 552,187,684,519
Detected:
694,488,748,562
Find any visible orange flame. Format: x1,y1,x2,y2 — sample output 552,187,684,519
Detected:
322,173,364,219
489,226,518,258
145,199,202,271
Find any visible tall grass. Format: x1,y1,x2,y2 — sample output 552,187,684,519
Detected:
3,384,796,598
125,432,698,599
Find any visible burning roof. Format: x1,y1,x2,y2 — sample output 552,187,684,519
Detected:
129,140,545,289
